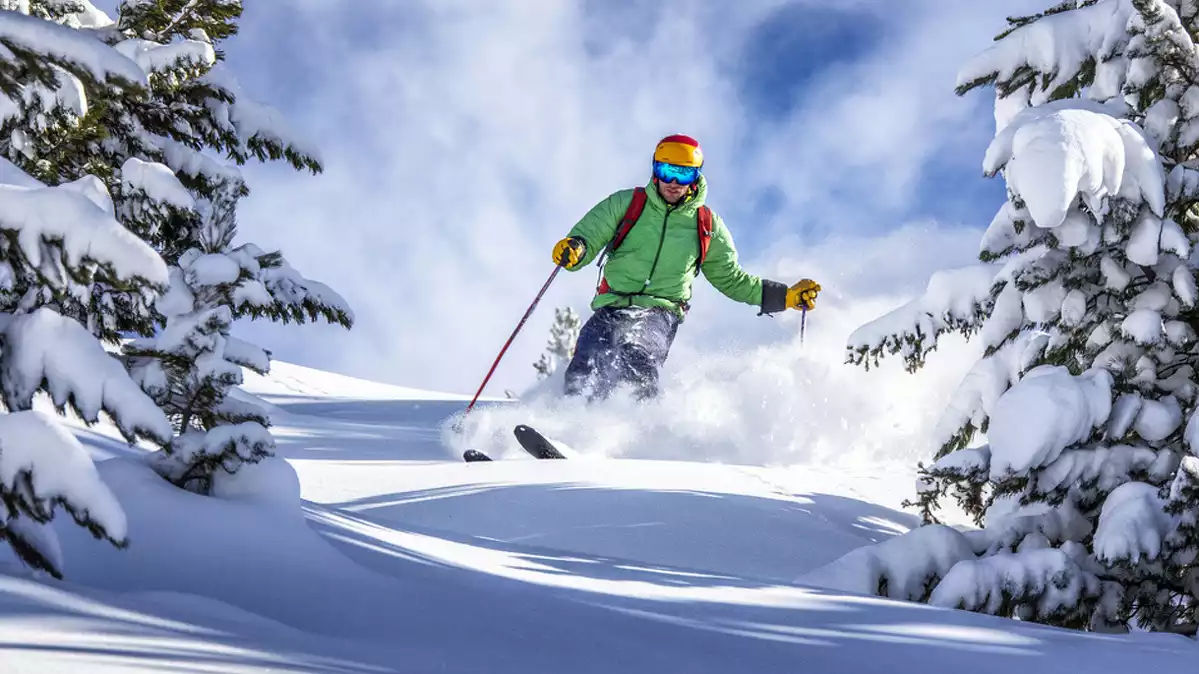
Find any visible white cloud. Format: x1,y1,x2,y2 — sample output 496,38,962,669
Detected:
228,0,1045,397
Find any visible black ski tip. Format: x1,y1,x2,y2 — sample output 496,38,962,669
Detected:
463,449,493,462
513,425,567,460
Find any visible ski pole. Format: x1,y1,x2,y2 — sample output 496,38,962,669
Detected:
800,306,807,345
457,262,565,428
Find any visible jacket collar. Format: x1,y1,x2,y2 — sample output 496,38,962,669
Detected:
644,175,707,214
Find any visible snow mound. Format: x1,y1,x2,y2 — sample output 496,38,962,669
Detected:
211,455,302,513
798,524,976,602
987,366,1112,478
1094,481,1171,564
984,104,1164,231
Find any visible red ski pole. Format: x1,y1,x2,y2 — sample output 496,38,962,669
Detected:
457,262,565,429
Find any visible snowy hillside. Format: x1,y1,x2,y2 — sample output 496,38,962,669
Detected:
0,360,1194,673
239,359,497,402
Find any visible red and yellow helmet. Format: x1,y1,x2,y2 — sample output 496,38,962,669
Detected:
653,134,703,168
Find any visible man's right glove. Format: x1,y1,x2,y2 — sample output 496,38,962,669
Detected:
786,279,821,311
553,237,586,269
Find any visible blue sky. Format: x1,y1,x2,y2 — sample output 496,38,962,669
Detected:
139,1,1044,393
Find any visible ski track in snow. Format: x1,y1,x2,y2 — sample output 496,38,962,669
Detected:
0,361,1195,672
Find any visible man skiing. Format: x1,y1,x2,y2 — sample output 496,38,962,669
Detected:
552,134,821,401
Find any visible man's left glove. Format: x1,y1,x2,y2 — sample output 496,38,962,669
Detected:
553,237,586,269
786,279,821,311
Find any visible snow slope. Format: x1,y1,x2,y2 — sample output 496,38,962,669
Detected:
0,361,1195,672
239,358,502,402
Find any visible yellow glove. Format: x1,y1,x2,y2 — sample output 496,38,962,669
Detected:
786,279,821,311
553,237,586,269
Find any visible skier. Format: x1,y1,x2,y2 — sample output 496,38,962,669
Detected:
552,134,821,401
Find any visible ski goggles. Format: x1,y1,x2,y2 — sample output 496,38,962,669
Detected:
652,160,701,186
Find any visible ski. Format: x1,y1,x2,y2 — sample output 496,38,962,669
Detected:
513,424,567,460
462,426,568,462
463,449,493,462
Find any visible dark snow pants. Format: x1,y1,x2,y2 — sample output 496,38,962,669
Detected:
563,306,681,401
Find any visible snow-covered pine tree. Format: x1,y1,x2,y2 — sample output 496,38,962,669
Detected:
0,3,166,341
126,178,352,493
0,9,173,577
4,1,320,265
533,354,552,380
845,0,1199,633
0,2,351,493
116,0,241,44
101,1,352,492
533,306,581,379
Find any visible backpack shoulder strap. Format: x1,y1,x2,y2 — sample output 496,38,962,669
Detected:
611,187,647,253
595,187,648,296
695,205,713,273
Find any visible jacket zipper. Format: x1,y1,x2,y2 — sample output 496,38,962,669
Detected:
643,204,673,290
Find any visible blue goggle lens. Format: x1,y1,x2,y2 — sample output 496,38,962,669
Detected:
653,161,701,185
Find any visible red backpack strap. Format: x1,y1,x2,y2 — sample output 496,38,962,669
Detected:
596,187,648,296
695,206,713,273
611,187,648,252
